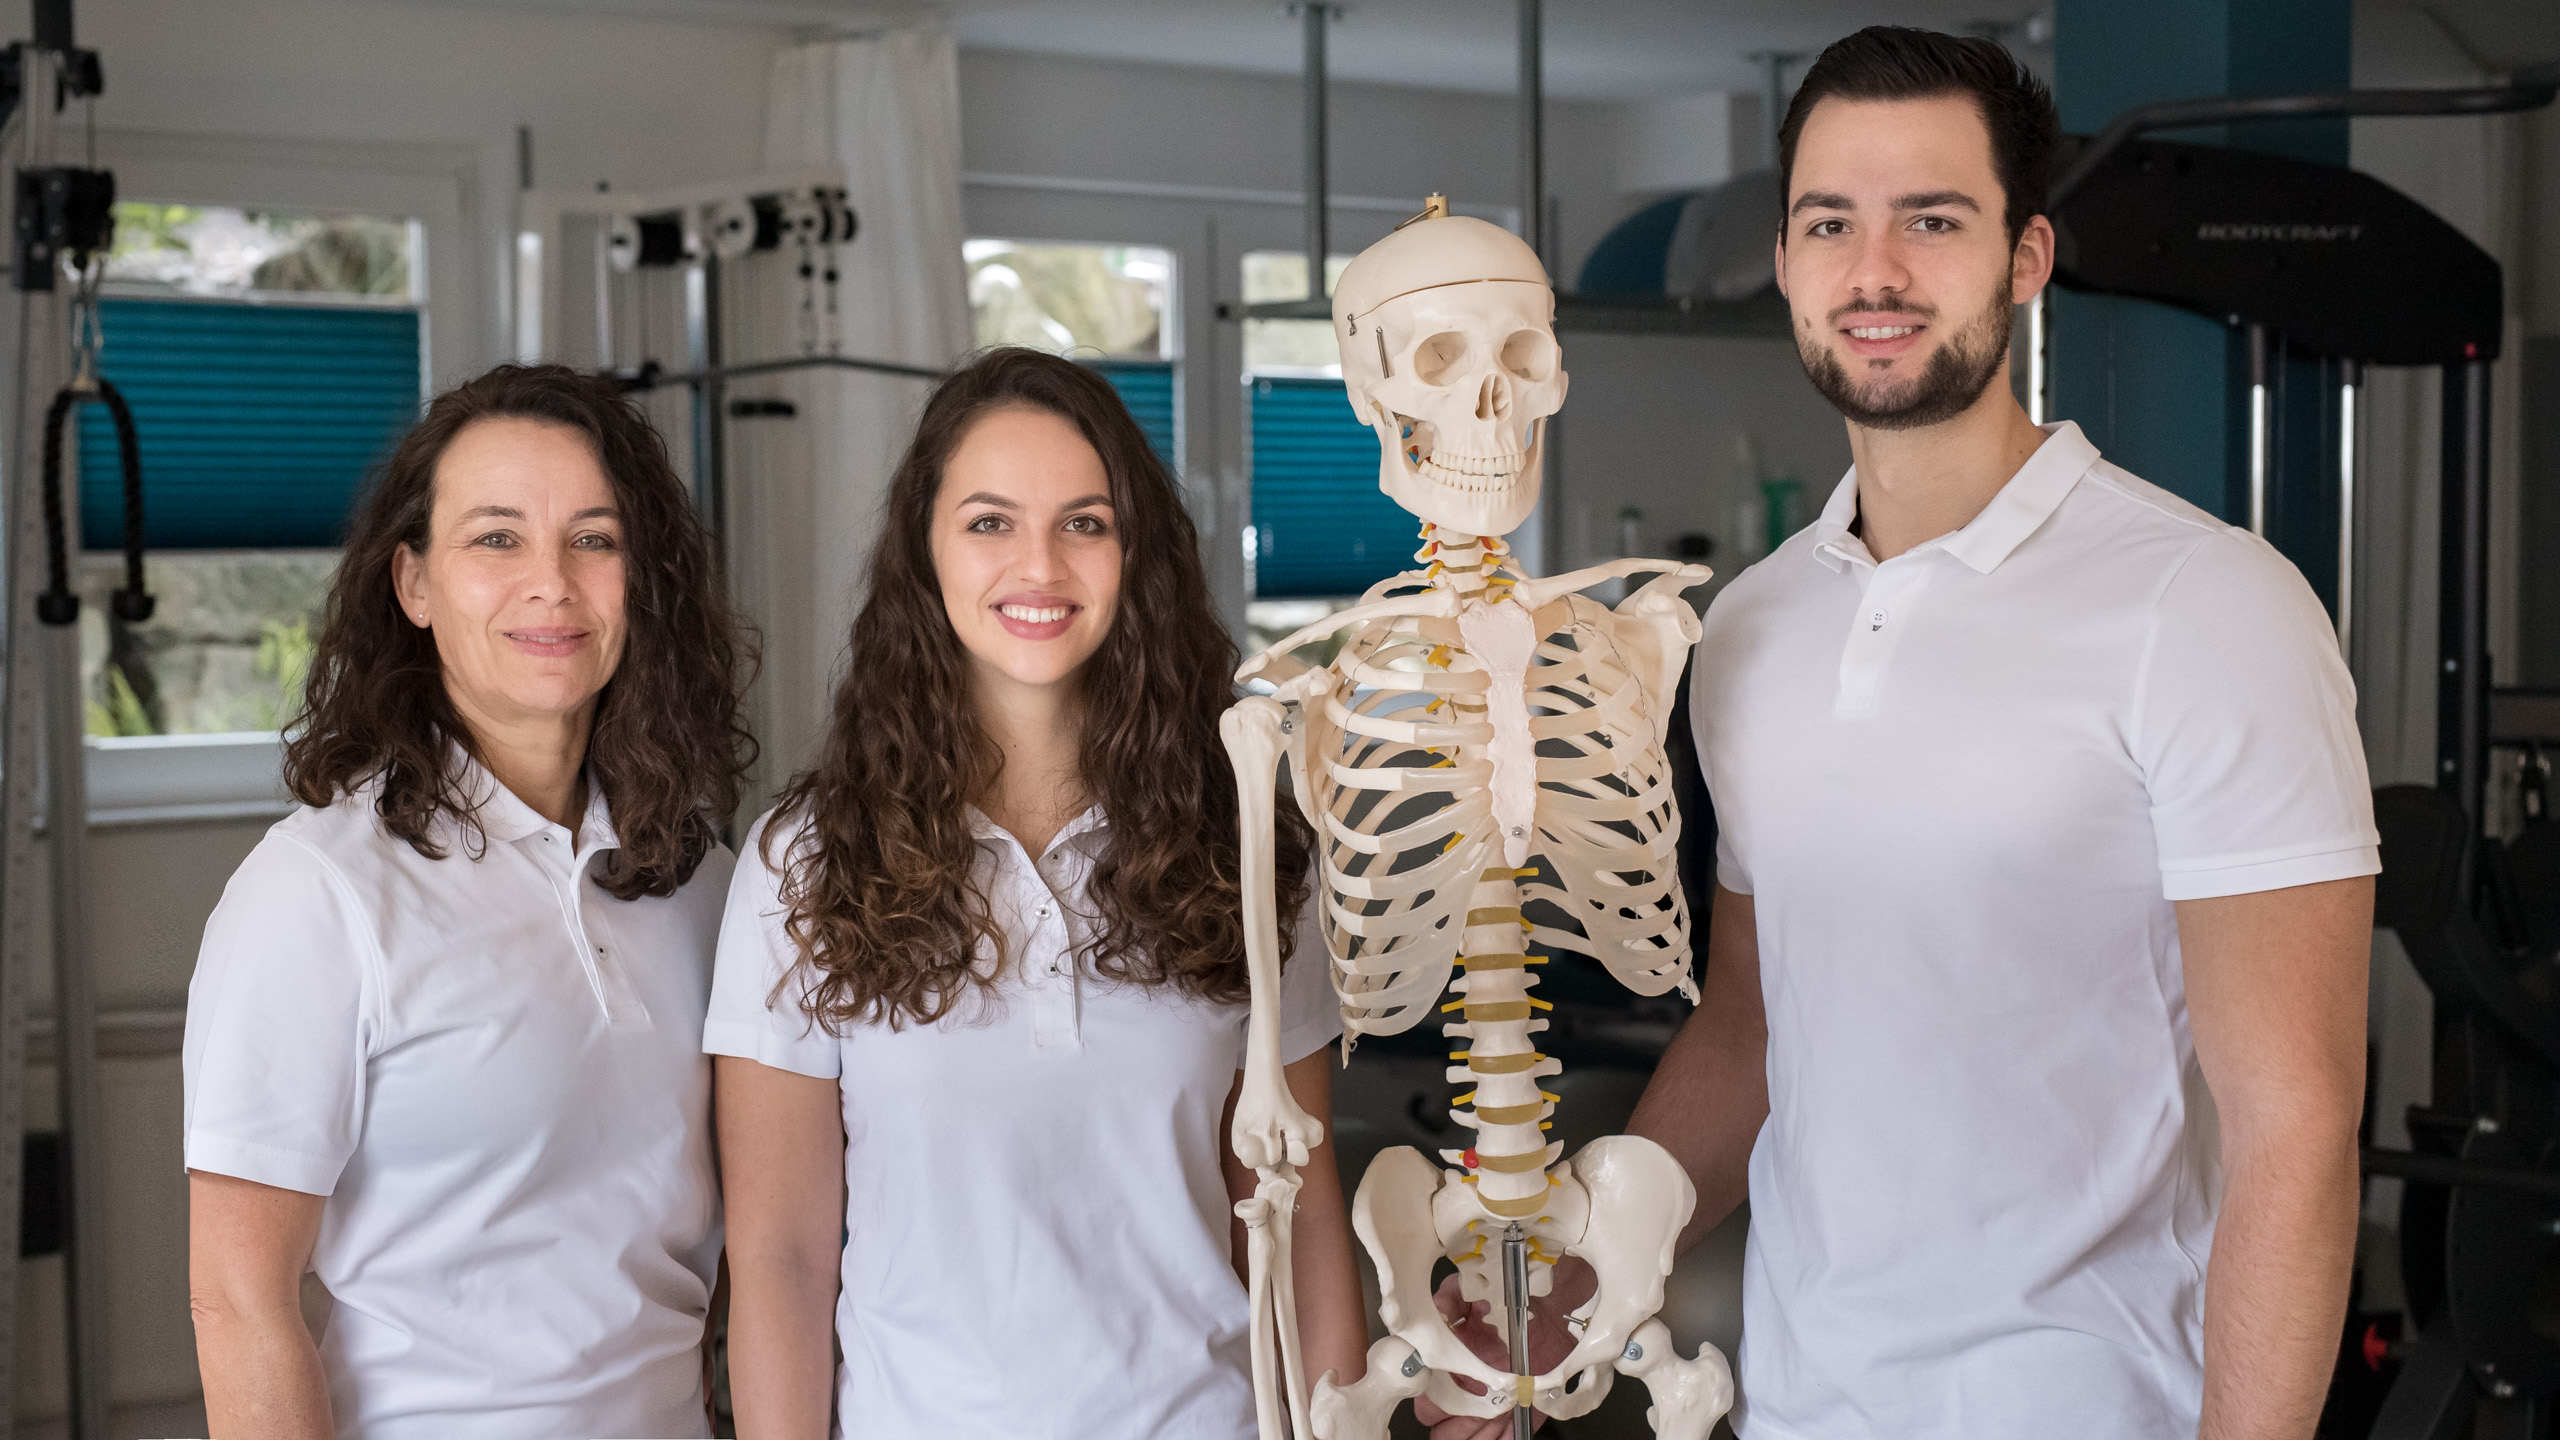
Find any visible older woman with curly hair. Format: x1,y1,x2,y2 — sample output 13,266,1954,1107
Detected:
712,347,1367,1437
183,364,753,1439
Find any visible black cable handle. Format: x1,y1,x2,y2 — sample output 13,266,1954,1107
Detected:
96,380,150,623
35,380,150,628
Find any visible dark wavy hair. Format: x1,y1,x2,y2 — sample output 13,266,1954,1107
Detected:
284,363,754,900
768,347,1315,1031
1779,26,2059,246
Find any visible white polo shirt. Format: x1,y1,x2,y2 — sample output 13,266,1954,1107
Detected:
184,764,728,1440
706,805,1339,1440
1690,422,2377,1440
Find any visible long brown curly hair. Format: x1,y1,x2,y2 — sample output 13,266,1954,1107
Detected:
768,347,1314,1031
285,364,754,900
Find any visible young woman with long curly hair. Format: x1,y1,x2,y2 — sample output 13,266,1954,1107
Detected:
710,347,1367,1436
184,365,754,1439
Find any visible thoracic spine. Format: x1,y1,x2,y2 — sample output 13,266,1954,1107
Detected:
1423,525,1563,1221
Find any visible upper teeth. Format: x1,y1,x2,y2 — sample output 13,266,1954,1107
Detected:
1416,454,1520,495
1001,604,1070,623
1849,325,1919,339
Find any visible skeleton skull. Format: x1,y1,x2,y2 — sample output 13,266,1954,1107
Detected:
1334,212,1568,538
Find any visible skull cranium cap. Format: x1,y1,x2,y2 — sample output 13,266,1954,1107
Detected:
1330,213,1550,330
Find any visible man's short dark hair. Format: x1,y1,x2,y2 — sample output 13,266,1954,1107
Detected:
1777,26,2059,247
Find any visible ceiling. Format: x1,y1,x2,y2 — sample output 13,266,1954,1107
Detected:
410,0,2052,100
394,0,2560,101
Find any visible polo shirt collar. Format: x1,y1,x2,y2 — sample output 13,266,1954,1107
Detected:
449,747,620,853
965,803,1111,858
1809,420,2100,576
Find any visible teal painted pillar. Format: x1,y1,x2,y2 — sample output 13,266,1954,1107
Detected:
2050,0,2351,607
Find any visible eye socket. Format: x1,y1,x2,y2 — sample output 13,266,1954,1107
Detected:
1413,331,1470,385
1500,329,1556,382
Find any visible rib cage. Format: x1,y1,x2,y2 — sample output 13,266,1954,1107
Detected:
1306,578,1697,1043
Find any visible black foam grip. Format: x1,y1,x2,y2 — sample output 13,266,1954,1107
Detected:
37,388,77,626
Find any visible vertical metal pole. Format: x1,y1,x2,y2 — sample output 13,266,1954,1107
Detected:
2337,362,2359,653
1751,52,1800,169
2246,323,2269,537
2438,359,2491,823
0,50,43,1440
43,561,104,1440
2026,290,2048,426
1502,1222,1532,1440
685,250,725,549
1517,0,1544,268
1301,3,1329,301
10,40,108,1438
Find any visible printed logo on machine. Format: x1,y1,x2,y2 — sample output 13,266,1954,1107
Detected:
2194,223,2367,242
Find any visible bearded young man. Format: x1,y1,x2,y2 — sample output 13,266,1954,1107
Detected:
1423,26,2377,1440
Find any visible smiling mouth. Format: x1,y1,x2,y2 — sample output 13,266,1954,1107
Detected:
1846,324,1924,339
506,630,588,649
998,603,1075,624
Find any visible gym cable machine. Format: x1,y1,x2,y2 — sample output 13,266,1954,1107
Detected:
2039,62,2560,1440
0,1,152,1435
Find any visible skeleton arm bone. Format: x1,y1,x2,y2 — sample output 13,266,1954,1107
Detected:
1511,560,1712,614
1223,698,1321,1170
1238,587,1461,688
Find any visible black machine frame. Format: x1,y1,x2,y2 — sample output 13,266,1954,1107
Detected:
2046,66,2560,1440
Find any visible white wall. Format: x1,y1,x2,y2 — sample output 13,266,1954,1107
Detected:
84,0,794,376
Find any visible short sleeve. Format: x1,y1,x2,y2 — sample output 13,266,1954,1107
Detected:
1279,878,1343,1063
182,833,374,1196
1689,624,1752,897
703,811,843,1079
2133,530,2380,901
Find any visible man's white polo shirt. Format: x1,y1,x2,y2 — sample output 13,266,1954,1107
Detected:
1689,421,2378,1440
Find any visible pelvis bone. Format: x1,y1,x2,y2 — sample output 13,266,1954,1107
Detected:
1313,1135,1732,1436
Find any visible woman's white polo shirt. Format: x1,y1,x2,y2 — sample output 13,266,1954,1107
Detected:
706,805,1339,1440
183,763,729,1439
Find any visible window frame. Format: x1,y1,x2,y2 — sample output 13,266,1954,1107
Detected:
75,129,481,823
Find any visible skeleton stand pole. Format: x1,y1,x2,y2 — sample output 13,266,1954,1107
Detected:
1503,1222,1533,1440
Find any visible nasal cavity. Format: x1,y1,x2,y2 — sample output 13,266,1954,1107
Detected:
1475,372,1511,422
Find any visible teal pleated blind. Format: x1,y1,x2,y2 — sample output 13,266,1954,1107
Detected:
81,297,423,549
1088,358,1176,471
1248,376,1415,598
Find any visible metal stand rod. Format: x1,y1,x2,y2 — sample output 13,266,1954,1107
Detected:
1502,1221,1532,1440
685,252,725,547
2245,322,2269,537
43,615,103,1438
2438,359,2491,823
1301,2,1329,298
627,352,944,390
1517,0,1542,268
2049,66,2560,208
2337,361,2359,653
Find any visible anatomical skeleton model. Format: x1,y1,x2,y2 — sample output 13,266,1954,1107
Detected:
1223,199,1734,1440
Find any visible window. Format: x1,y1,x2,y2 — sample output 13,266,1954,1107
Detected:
965,239,1177,468
81,203,425,737
1241,251,1416,604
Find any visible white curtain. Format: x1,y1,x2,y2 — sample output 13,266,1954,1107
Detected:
732,29,972,806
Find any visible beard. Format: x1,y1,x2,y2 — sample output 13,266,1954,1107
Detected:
1798,286,2013,432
